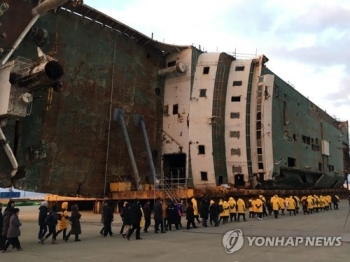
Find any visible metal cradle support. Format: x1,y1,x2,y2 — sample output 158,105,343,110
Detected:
113,109,142,190
135,114,158,188
0,127,18,177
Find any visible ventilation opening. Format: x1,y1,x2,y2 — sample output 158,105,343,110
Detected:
235,66,245,71
233,81,242,86
203,67,210,74
45,61,64,80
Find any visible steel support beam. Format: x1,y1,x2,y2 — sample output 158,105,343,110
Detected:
135,114,158,188
113,109,142,190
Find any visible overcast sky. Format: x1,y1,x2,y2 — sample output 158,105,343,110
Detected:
84,0,350,123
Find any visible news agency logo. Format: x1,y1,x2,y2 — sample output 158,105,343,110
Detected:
222,229,342,254
222,229,244,254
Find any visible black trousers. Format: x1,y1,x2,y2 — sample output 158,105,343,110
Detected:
237,213,246,221
144,217,151,232
38,225,47,240
230,213,236,222
103,222,113,236
186,219,196,229
273,210,279,218
0,235,5,249
154,219,164,232
119,223,125,234
43,226,56,240
55,228,67,239
168,222,179,230
127,222,141,239
3,237,21,250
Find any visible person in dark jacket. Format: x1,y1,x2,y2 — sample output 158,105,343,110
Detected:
200,198,210,227
119,201,128,235
126,199,142,240
166,201,179,231
1,200,15,250
175,202,183,228
103,201,114,237
41,204,58,244
37,201,48,243
100,202,107,235
143,201,151,233
121,202,131,237
186,202,197,230
210,199,220,227
65,204,82,242
2,208,21,252
153,197,165,233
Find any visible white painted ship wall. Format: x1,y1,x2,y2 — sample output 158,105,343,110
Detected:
189,53,221,187
162,48,193,174
261,74,275,180
224,59,252,185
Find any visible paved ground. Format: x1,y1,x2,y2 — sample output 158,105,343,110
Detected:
1,200,350,262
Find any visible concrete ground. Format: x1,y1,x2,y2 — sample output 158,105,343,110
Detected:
1,200,350,262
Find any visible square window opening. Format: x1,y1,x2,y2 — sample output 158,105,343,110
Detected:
203,67,210,74
198,145,205,154
172,104,178,115
199,89,207,97
200,172,208,181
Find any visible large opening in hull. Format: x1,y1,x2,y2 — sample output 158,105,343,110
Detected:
234,174,245,187
163,154,186,186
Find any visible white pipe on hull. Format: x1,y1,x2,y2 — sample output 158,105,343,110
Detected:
32,0,69,16
1,0,69,65
0,127,18,177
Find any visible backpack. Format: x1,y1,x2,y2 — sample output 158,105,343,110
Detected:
57,213,62,221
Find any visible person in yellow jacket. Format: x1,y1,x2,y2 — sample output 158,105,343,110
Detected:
307,196,314,214
228,197,237,222
293,196,300,214
287,196,296,216
55,202,69,240
236,198,247,221
248,197,254,218
191,198,201,223
271,195,280,218
279,197,285,215
224,201,230,222
255,197,263,220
